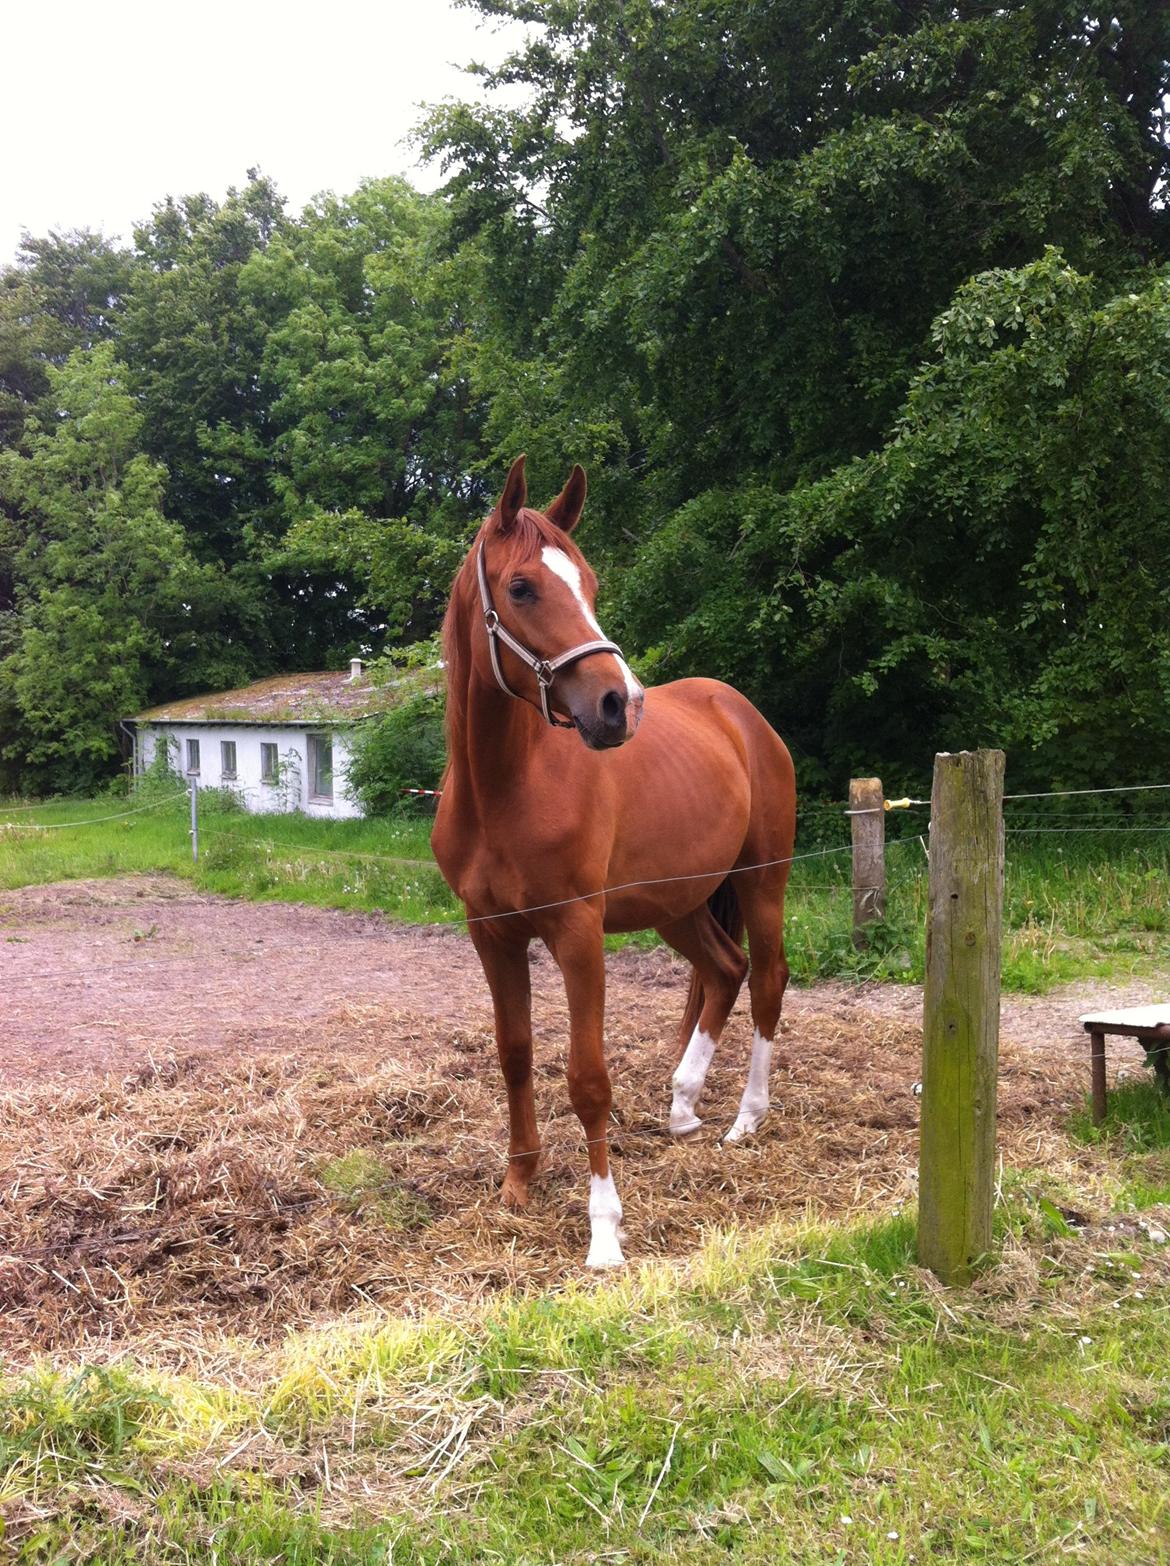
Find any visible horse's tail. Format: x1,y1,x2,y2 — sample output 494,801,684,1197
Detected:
679,878,745,1040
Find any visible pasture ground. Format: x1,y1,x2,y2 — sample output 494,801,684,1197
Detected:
3,876,1170,1561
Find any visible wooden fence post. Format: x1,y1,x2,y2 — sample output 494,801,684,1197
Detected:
917,749,1005,1285
850,777,885,949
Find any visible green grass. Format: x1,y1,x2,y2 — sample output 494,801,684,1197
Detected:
785,816,1169,992
5,1195,1170,1562
317,1150,433,1230
0,784,462,923
1,787,1167,993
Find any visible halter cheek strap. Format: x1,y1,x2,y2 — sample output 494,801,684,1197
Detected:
477,545,626,728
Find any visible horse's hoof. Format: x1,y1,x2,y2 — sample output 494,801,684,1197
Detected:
723,1109,768,1144
669,1107,703,1136
585,1239,626,1269
500,1175,532,1210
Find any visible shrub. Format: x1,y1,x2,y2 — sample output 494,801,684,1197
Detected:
346,691,446,816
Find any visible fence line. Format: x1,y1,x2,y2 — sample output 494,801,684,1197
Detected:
3,771,1165,943
1004,781,1170,801
206,835,937,895
196,819,923,927
1004,824,1170,835
0,791,190,831
0,797,92,812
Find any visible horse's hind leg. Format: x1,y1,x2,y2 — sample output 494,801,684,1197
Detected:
723,870,790,1143
658,905,749,1135
469,921,540,1209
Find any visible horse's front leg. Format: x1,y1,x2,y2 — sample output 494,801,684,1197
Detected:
546,907,624,1268
469,920,540,1209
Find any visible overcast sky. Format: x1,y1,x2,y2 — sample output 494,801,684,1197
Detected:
3,0,530,264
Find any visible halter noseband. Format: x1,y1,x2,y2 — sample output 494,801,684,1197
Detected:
476,544,626,728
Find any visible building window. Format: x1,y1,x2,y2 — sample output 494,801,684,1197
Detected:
260,743,278,784
186,738,201,775
308,734,333,802
220,740,237,779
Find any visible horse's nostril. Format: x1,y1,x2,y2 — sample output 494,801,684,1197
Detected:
600,689,625,727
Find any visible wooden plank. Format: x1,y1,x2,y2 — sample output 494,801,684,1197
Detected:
1079,1005,1170,1028
849,777,885,950
917,749,1005,1285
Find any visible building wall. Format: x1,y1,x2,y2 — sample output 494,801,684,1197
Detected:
140,724,362,819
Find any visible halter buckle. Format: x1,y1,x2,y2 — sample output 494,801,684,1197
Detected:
484,608,500,632
533,661,554,688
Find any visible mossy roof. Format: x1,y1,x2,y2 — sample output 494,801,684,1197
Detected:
132,669,438,725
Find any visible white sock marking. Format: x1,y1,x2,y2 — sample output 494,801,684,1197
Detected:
670,1027,716,1134
542,546,643,701
724,1028,773,1143
586,1170,625,1268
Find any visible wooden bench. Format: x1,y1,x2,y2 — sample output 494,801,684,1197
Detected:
1079,1005,1170,1124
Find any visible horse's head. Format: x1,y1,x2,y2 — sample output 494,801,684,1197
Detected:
473,455,644,749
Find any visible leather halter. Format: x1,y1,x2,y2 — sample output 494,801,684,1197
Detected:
476,544,626,728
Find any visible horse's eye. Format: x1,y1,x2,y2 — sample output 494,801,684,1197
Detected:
508,578,535,603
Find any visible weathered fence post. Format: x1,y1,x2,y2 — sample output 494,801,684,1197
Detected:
917,750,1005,1285
189,775,199,863
849,777,885,949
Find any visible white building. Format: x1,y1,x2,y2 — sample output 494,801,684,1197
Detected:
127,662,385,818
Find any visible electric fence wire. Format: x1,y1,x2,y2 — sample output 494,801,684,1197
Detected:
0,791,190,831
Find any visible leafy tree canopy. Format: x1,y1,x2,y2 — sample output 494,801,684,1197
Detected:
2,3,1169,794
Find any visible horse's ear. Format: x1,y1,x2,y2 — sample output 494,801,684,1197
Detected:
495,454,528,535
544,464,588,534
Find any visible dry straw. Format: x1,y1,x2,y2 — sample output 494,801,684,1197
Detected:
0,997,1089,1370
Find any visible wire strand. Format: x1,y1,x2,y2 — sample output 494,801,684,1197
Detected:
462,839,921,925
1005,825,1170,835
0,797,93,812
0,791,190,831
1004,782,1170,801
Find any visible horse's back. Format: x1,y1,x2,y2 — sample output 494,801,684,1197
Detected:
632,677,794,794
603,676,795,890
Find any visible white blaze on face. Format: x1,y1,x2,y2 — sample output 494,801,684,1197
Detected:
586,1170,625,1268
670,1026,717,1134
723,1028,774,1144
541,546,643,702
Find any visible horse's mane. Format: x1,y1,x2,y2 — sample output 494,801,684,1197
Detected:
442,509,588,760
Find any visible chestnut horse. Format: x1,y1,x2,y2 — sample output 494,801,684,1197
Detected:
432,456,796,1267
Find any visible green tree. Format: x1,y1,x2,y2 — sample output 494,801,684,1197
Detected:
239,178,489,649
622,253,1170,787
119,170,288,566
0,230,133,446
0,345,248,791
424,1,1170,784
0,231,135,631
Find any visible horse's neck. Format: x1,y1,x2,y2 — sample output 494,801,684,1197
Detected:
446,675,545,816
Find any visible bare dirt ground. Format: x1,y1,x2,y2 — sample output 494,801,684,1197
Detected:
0,875,1161,1366
3,873,1158,1085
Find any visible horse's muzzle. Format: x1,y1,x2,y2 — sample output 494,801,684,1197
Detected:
575,685,644,749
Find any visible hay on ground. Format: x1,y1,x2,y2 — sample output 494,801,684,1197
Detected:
0,998,1087,1368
